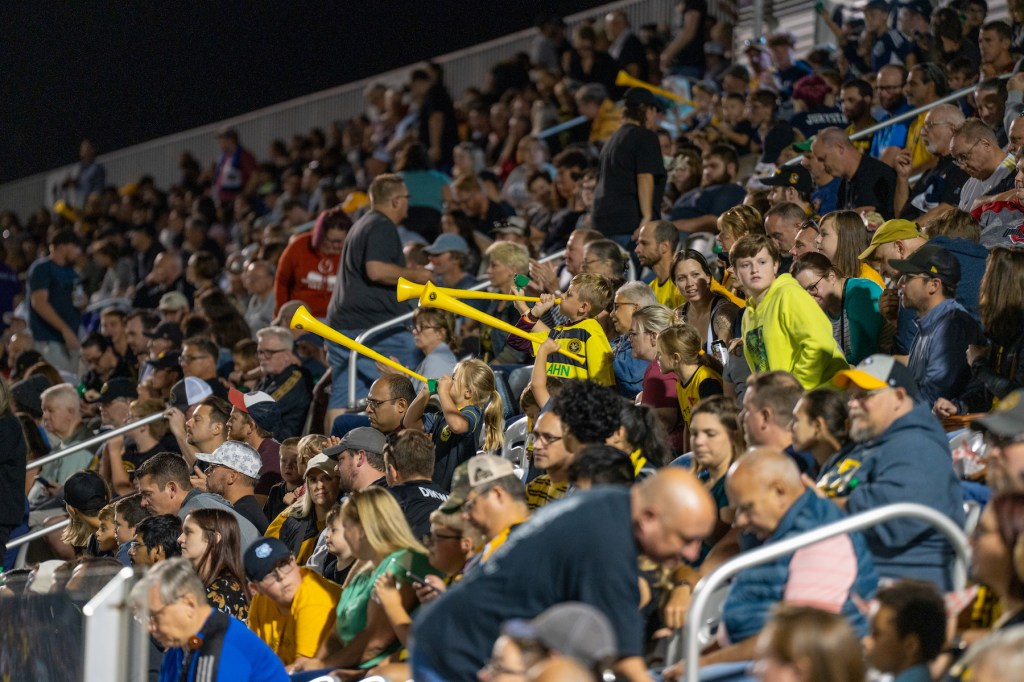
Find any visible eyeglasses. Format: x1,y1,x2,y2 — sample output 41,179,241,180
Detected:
134,596,183,625
257,348,289,358
952,138,983,167
529,430,563,446
408,325,441,334
179,354,210,364
848,387,892,404
897,273,931,285
421,532,462,548
803,275,826,296
366,396,400,409
462,488,493,514
260,557,296,584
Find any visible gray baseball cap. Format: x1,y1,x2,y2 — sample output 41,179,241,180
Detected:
323,427,387,459
195,440,263,479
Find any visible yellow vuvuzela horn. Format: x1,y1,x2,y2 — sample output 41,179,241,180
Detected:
615,70,693,106
415,282,585,363
396,277,559,304
289,305,432,387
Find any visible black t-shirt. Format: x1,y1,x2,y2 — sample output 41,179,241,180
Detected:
613,33,649,87
0,412,28,528
756,121,797,165
327,210,411,329
411,487,643,680
671,0,707,71
541,208,585,253
262,481,296,522
387,479,448,539
419,84,460,169
124,432,180,479
900,156,970,220
776,62,813,100
592,123,667,237
479,200,514,235
838,155,897,219
231,494,269,535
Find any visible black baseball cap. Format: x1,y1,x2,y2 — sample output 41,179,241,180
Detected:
144,322,184,346
888,243,961,288
761,163,813,196
148,351,182,371
64,471,110,513
623,87,668,112
87,377,139,404
243,537,291,582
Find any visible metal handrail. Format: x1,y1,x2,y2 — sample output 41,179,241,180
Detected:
676,502,970,680
6,518,71,550
345,248,571,407
26,412,165,471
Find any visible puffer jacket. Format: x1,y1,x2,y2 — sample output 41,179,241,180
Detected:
721,489,878,644
955,329,1024,413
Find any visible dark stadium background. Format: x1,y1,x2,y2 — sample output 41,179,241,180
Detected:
1,0,605,184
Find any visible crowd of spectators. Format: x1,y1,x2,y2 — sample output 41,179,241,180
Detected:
3,0,1024,680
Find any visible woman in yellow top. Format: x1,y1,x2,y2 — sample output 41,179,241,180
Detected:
656,323,724,451
814,210,885,286
265,454,340,566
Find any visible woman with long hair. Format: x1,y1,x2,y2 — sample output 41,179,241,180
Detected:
0,377,29,558
608,402,672,476
814,210,884,285
195,288,252,352
946,493,1024,681
265,454,341,566
790,388,851,475
672,248,742,351
177,508,249,620
274,205,351,318
791,251,886,364
293,487,439,672
936,247,1024,417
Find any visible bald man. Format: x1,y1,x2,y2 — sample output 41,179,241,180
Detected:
664,449,878,678
412,468,716,682
810,127,897,219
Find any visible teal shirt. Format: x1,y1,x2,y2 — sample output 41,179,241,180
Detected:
832,277,884,365
335,548,439,668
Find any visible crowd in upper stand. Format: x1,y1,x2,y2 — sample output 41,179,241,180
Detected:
2,1,1024,681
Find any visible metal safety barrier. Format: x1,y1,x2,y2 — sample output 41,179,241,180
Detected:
672,502,971,680
26,412,165,471
6,518,72,551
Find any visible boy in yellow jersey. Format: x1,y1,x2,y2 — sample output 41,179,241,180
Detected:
513,273,616,386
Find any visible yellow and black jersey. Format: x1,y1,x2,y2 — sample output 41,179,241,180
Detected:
525,474,568,510
676,365,723,427
535,318,615,386
649,275,686,309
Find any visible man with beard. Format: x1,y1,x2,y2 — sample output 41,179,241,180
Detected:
840,79,876,154
895,104,970,224
821,355,965,590
633,220,684,308
668,145,747,234
870,65,914,168
902,63,948,175
164,395,231,468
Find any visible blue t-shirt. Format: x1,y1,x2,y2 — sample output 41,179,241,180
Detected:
26,258,80,342
401,169,452,212
869,102,913,158
812,177,841,216
871,30,917,72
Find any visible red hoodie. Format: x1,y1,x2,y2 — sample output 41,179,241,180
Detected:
274,232,340,318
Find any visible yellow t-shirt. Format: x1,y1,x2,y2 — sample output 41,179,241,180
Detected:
539,317,615,386
905,112,933,169
590,100,623,143
247,567,342,665
676,365,724,427
847,124,872,154
859,262,885,288
650,275,686,309
480,517,528,562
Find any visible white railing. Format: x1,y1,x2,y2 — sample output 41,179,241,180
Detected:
670,502,971,680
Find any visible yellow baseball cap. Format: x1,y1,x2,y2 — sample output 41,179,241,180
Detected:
859,219,922,260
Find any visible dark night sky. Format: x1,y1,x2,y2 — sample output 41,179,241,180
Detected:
1,1,605,184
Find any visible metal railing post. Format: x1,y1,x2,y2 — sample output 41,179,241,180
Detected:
344,249,569,407
26,412,166,471
675,502,970,680
6,518,72,551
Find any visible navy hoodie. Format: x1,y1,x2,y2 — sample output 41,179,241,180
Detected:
930,236,987,322
821,402,964,590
